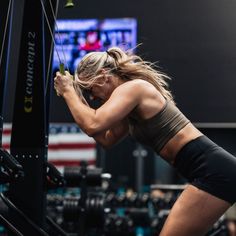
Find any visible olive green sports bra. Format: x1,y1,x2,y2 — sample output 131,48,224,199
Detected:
129,100,190,154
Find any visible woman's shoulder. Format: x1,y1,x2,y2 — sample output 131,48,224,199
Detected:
117,79,156,92
127,79,152,86
116,79,166,119
115,79,164,103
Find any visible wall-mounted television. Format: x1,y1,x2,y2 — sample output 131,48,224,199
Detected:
52,18,137,74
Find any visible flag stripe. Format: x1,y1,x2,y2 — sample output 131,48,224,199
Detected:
48,150,95,160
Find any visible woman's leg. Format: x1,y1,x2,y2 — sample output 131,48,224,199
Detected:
160,184,231,236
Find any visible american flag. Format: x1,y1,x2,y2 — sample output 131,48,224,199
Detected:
2,123,97,168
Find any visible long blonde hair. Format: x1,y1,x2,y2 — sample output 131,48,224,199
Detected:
74,46,174,101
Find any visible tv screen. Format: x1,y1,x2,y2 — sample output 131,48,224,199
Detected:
52,18,137,74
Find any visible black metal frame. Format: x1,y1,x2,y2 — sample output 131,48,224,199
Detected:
7,0,59,235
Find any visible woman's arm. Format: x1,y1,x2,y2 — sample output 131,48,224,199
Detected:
54,72,140,136
63,86,137,136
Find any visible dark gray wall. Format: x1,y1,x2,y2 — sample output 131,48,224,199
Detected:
4,0,236,123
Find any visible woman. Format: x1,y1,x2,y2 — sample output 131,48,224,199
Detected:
54,46,236,236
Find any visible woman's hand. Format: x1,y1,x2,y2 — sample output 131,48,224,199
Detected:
54,70,88,105
54,71,74,96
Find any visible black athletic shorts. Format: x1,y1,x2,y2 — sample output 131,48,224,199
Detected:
174,135,236,204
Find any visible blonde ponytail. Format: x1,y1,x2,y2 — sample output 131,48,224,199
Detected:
74,46,174,102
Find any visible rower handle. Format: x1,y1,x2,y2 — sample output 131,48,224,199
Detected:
59,63,65,75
